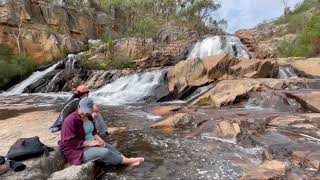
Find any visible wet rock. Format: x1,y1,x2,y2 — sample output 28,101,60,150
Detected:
268,115,306,128
48,162,95,180
136,39,195,68
150,105,181,116
240,160,287,180
285,90,320,112
150,113,193,128
218,121,241,138
291,149,320,170
107,127,128,135
282,58,320,78
113,37,155,60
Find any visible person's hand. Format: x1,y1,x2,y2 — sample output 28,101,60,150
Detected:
88,140,101,147
95,135,106,147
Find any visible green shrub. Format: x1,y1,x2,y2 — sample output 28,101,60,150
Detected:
0,44,35,90
81,51,137,70
278,14,320,57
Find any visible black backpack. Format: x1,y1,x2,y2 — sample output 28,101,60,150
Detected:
5,136,54,161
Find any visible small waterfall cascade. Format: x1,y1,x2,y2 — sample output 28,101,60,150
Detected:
187,35,251,59
6,61,62,94
90,70,168,105
65,53,82,70
245,91,301,112
277,66,298,79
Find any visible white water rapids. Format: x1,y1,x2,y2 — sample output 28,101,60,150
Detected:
90,70,167,105
187,35,250,59
6,61,62,95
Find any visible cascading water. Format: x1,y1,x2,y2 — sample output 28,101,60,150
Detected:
277,66,298,79
6,61,62,94
65,53,82,70
187,35,251,59
90,70,168,105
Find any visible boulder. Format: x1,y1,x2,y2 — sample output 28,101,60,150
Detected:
240,160,287,180
218,121,241,138
285,90,320,112
150,113,193,128
1,150,66,180
48,162,95,180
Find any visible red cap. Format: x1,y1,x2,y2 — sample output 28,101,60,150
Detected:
72,85,90,95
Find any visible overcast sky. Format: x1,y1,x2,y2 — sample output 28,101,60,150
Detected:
212,0,304,32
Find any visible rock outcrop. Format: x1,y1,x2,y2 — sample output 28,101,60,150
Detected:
155,25,199,44
167,54,277,98
113,37,156,60
235,23,296,59
278,58,320,78
136,39,196,68
0,0,105,63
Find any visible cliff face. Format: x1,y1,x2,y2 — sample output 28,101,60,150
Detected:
0,0,106,64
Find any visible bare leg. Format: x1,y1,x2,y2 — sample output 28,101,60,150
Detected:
121,155,144,166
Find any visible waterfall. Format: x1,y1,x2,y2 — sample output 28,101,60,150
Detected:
187,35,251,59
90,70,168,105
65,54,82,70
277,66,298,79
6,61,62,94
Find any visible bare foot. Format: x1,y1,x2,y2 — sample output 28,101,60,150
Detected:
131,157,144,166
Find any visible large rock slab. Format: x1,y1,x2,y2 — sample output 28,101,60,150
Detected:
167,54,277,98
281,58,320,78
0,111,59,155
192,79,261,108
285,90,320,112
240,160,287,180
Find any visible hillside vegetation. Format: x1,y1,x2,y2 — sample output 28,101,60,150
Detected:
0,44,34,90
277,0,320,57
98,0,224,40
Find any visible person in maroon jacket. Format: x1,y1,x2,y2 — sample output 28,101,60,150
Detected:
59,97,144,166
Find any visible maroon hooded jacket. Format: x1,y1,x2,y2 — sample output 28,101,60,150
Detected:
59,111,97,165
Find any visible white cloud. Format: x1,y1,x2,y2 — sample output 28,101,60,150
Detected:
212,0,304,32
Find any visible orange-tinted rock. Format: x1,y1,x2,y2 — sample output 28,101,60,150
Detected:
150,113,193,128
241,160,287,180
150,105,181,116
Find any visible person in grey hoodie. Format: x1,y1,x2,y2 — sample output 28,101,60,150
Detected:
49,85,108,137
